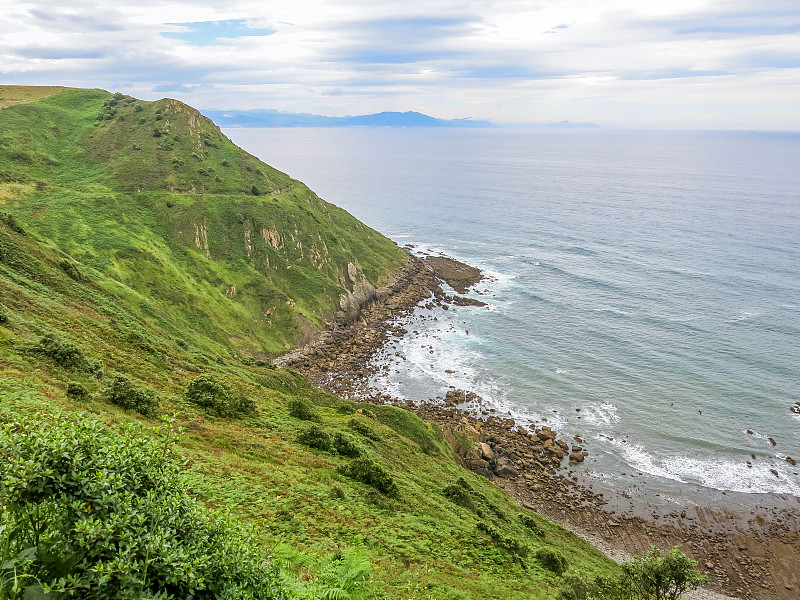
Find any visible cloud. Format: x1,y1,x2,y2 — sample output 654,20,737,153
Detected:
0,0,799,128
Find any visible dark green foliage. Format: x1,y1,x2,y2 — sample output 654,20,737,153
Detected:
557,547,705,600
106,374,159,416
477,522,529,559
241,356,276,369
0,413,284,599
297,426,361,458
66,381,90,400
519,513,545,537
0,303,8,325
337,458,398,497
59,259,85,282
134,104,143,112
348,418,380,441
0,212,26,235
622,546,707,600
331,431,362,458
535,548,568,575
30,332,92,372
251,186,261,196
296,424,331,451
185,373,255,418
557,571,624,600
443,483,476,511
288,398,317,421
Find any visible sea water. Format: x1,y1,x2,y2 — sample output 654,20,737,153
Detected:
227,127,800,499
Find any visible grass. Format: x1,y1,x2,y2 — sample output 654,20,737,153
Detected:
0,84,72,109
0,87,623,599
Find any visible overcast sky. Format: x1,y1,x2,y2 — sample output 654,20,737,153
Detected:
2,0,799,128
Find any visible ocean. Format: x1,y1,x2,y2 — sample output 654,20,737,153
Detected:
227,127,800,502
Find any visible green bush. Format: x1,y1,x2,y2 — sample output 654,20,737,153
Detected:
348,418,380,441
0,212,26,235
0,413,285,599
443,483,476,511
622,546,707,600
288,398,317,421
296,424,332,451
186,373,255,417
477,522,529,559
519,513,545,537
535,548,568,575
337,458,398,497
331,431,362,458
30,332,99,373
0,303,8,325
66,381,90,400
557,571,624,600
106,374,159,416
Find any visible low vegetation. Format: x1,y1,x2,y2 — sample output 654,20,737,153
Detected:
0,87,709,600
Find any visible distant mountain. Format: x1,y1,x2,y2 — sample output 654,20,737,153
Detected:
545,121,601,128
201,109,496,128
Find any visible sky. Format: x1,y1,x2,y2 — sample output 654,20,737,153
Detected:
2,0,799,129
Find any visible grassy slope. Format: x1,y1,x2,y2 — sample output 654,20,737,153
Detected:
0,88,620,598
0,88,405,354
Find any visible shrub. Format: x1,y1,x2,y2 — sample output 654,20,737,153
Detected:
477,522,529,559
622,546,707,600
0,212,26,234
106,374,159,416
31,332,91,372
519,513,545,537
134,104,143,112
251,186,261,196
0,303,8,325
59,259,85,281
288,398,317,421
185,373,255,417
66,381,90,400
0,413,284,599
443,483,476,511
348,418,380,441
535,548,568,575
557,571,624,600
296,424,332,451
453,431,478,457
337,458,398,497
331,431,362,458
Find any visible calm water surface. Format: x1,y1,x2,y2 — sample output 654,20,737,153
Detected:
227,127,800,499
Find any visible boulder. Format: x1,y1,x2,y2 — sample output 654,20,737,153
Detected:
478,442,494,461
494,456,519,477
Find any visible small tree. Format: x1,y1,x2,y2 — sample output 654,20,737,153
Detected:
622,546,707,600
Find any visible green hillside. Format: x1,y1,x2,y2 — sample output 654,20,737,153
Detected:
0,86,405,355
0,87,621,599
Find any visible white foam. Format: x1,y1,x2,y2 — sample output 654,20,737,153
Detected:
608,439,800,496
584,402,620,426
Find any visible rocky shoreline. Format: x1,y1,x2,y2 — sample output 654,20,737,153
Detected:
279,252,799,600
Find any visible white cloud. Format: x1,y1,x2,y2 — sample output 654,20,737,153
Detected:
1,0,798,128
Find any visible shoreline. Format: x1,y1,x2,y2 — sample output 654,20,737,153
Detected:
280,253,800,600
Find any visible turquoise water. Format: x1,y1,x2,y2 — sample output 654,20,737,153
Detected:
228,128,800,497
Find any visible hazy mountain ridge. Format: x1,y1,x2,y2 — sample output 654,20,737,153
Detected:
203,108,497,128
